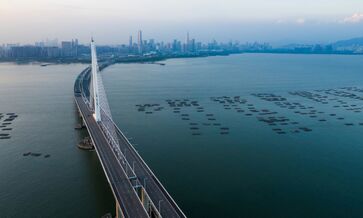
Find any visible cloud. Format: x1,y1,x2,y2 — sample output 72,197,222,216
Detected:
342,13,363,23
275,18,306,25
275,19,286,24
296,18,305,25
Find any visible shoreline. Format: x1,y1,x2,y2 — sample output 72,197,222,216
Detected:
1,51,362,66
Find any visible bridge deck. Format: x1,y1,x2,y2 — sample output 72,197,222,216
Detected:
75,71,149,218
74,68,186,218
115,125,185,217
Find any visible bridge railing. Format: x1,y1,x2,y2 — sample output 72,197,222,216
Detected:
112,121,185,217
79,67,140,180
78,66,166,218
98,108,162,218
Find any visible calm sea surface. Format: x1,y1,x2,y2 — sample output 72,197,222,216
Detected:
0,63,114,217
2,54,363,217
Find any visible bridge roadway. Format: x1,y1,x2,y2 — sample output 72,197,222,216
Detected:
75,72,149,218
113,114,185,218
75,68,186,218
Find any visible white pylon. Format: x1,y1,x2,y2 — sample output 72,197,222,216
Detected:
91,38,101,122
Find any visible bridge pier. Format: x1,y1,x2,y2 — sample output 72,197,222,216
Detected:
81,116,86,127
75,106,86,129
79,108,87,127
77,136,94,150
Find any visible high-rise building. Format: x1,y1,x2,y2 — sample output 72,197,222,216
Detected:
61,39,78,57
61,41,72,57
186,32,190,52
172,39,182,52
35,41,45,47
190,39,196,52
138,30,143,54
187,32,190,44
129,35,133,48
148,39,155,51
72,39,78,56
45,38,58,47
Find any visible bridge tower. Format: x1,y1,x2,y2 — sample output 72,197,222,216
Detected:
91,38,101,122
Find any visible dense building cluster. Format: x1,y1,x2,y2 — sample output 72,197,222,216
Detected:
0,39,86,59
0,31,270,60
1,31,363,60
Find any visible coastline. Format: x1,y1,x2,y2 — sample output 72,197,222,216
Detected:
1,50,362,66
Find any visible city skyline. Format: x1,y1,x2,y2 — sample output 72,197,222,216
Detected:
2,29,363,62
2,29,363,48
1,0,363,45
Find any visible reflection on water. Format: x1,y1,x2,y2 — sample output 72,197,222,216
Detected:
103,54,363,217
0,63,114,217
2,54,363,217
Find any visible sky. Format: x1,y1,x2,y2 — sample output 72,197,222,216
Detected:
1,0,363,45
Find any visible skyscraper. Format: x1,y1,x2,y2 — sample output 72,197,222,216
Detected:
187,32,190,44
61,41,72,57
186,32,190,52
138,30,143,54
129,35,133,48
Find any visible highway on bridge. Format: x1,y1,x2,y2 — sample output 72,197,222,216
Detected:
74,46,186,217
75,70,149,218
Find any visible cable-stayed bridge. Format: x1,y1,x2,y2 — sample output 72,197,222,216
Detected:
74,39,186,218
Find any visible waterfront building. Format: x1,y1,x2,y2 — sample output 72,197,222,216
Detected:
61,41,73,57
61,39,78,57
138,30,143,54
129,36,133,49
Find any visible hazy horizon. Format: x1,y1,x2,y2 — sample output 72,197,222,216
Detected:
2,0,363,45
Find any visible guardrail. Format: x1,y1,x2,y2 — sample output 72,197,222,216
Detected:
77,67,164,217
